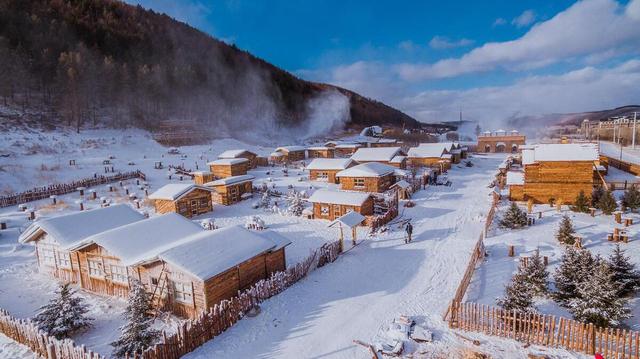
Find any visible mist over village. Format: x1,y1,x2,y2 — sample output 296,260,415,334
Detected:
0,1,639,358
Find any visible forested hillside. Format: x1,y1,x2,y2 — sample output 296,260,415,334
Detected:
0,0,418,142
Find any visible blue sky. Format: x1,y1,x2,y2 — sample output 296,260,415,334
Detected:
127,0,640,125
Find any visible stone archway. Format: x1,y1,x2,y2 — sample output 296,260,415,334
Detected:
495,143,506,153
511,144,518,153
484,144,491,153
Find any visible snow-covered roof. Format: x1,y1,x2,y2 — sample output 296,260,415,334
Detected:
218,149,255,159
522,148,535,165
408,144,448,158
391,180,412,189
148,183,213,201
329,211,366,228
19,204,144,248
87,213,203,266
308,189,371,206
206,174,255,186
440,153,453,160
270,152,284,157
532,143,599,162
375,138,397,144
275,146,306,153
307,146,330,151
207,158,249,166
506,171,525,186
190,171,212,176
390,155,406,163
336,162,397,177
158,226,290,280
335,143,361,149
307,158,354,170
351,147,402,162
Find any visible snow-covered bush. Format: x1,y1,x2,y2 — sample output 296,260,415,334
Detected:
499,202,527,229
597,190,617,215
111,280,160,358
621,186,640,211
33,283,92,339
570,190,590,213
591,187,605,207
555,215,575,245
608,244,640,296
285,189,305,216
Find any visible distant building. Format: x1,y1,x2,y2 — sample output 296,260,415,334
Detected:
307,158,355,184
149,184,214,218
218,149,259,169
477,130,526,153
307,189,374,221
335,162,398,193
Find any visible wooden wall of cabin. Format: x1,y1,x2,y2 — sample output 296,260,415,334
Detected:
212,181,253,205
370,142,398,148
210,163,248,178
193,172,214,185
509,185,524,201
285,151,306,162
309,169,341,184
523,161,594,204
266,248,286,274
389,159,407,169
408,157,443,168
307,149,335,158
34,238,80,285
603,155,640,176
339,174,395,193
74,244,131,298
312,198,373,221
174,189,213,218
238,153,258,168
153,199,178,215
334,148,359,157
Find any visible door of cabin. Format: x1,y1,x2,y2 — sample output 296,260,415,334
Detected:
333,205,341,219
230,186,239,203
190,200,198,216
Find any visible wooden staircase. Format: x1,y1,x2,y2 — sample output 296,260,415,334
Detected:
150,263,169,317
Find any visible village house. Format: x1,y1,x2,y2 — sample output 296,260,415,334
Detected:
477,129,526,153
307,189,374,221
511,143,599,204
270,146,306,163
191,171,214,185
206,174,254,205
148,183,214,218
329,142,362,157
335,162,398,193
407,143,451,170
218,149,260,168
369,138,399,148
506,171,525,201
306,146,335,158
350,147,406,169
207,158,249,178
307,158,355,184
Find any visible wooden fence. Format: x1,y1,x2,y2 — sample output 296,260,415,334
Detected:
138,240,342,359
0,170,146,208
0,309,104,359
448,301,640,359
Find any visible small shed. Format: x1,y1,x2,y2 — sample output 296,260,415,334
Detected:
148,184,214,218
335,162,397,193
329,211,366,248
334,143,362,157
407,144,449,168
307,158,355,184
206,174,255,205
390,180,413,200
207,158,249,178
370,138,399,148
307,189,373,221
191,171,214,185
350,147,404,166
218,149,259,168
274,146,306,162
389,155,407,169
307,146,335,159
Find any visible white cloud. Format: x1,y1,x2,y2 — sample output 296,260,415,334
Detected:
428,36,474,49
512,9,536,28
395,0,640,80
493,18,507,26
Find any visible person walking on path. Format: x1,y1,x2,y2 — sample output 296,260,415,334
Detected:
405,222,413,243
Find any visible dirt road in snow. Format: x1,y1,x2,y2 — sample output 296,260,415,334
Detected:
186,155,503,359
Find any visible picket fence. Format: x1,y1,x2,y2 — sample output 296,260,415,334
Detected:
0,170,146,208
449,301,640,359
0,309,104,359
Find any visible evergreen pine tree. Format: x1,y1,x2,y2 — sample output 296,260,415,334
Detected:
555,215,575,245
621,185,640,211
608,244,640,296
521,250,549,295
499,202,528,229
553,247,586,305
259,191,271,209
597,190,617,215
33,283,92,339
497,270,535,313
568,262,631,327
591,187,605,207
285,189,305,216
111,281,160,358
570,190,590,213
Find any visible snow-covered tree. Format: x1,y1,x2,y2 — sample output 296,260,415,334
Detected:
597,190,617,215
621,185,640,211
285,189,305,216
33,283,92,339
497,270,535,313
555,215,575,245
111,280,159,358
591,187,605,207
259,191,272,209
553,247,597,307
608,244,640,296
568,262,631,327
570,190,590,213
499,202,528,229
521,250,549,295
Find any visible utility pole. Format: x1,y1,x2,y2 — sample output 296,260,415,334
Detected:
633,112,637,149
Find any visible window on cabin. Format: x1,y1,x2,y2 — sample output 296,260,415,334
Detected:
334,206,341,218
88,259,103,277
173,281,193,304
199,198,209,209
38,247,56,266
57,252,71,268
354,178,365,188
151,277,159,285
317,172,328,180
110,265,128,284
320,206,329,216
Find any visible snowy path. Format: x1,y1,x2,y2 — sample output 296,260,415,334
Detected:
185,155,502,359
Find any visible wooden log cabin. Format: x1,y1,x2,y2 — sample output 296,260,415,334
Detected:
332,143,362,157
191,171,214,185
407,143,451,170
477,129,526,153
207,158,249,178
218,149,259,169
506,171,525,201
369,138,400,148
350,147,406,169
271,146,306,163
307,189,374,221
148,183,214,218
335,162,398,193
306,146,335,158
519,143,599,204
18,205,145,287
206,174,254,205
307,158,355,184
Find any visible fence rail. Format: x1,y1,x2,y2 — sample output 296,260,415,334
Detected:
449,301,640,359
0,309,103,359
0,170,146,208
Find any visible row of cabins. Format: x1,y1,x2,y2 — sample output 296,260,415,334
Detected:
407,142,466,170
506,143,600,204
20,204,290,319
